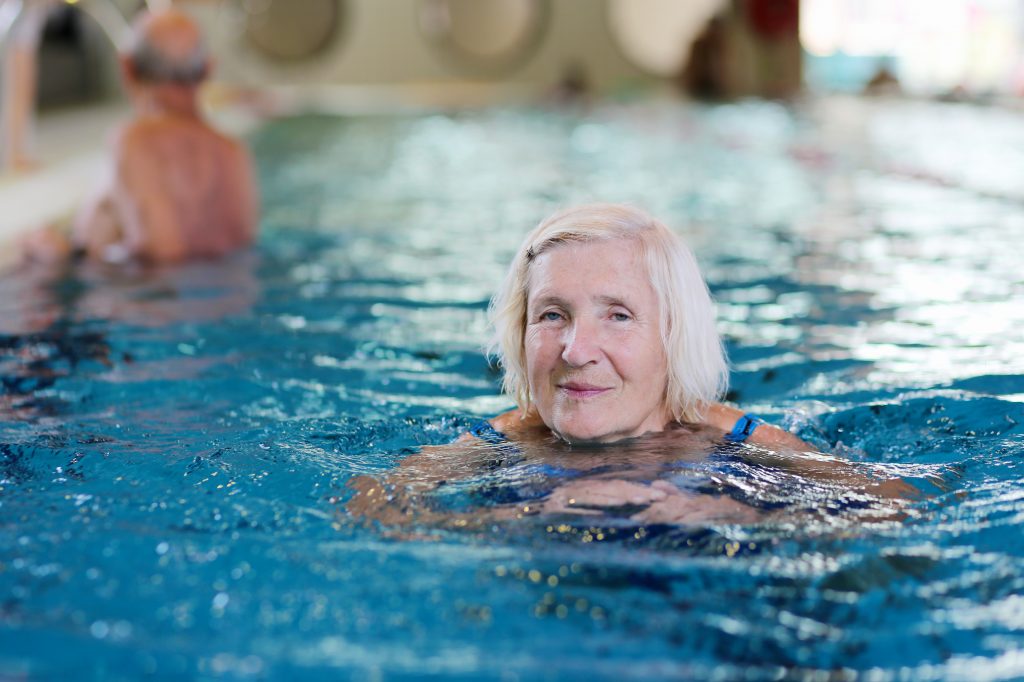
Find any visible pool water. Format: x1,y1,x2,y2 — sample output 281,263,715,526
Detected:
2,96,1023,680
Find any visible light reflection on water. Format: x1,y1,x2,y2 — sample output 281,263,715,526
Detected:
1,97,1023,679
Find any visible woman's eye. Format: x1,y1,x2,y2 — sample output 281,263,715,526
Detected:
541,311,564,322
611,312,631,322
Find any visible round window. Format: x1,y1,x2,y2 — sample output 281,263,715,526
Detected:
607,0,725,77
419,0,550,76
244,0,344,62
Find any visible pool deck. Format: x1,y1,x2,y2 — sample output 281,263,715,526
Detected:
0,101,119,271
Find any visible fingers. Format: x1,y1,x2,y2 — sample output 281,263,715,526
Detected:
539,497,602,516
631,492,763,525
865,477,920,500
649,480,681,495
578,480,667,506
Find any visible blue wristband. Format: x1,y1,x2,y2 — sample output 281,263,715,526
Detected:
724,413,764,443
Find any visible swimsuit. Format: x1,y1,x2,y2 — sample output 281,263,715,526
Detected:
452,417,876,528
460,418,774,512
470,413,763,446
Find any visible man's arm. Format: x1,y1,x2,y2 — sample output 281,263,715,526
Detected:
228,142,259,244
72,175,125,262
69,127,159,264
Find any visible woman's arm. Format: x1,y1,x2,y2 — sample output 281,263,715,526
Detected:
346,410,555,532
705,402,811,450
346,442,468,527
345,432,537,532
705,402,923,499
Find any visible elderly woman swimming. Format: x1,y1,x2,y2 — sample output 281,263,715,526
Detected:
348,204,914,529
481,202,805,448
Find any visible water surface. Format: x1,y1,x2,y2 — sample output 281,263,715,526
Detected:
1,97,1023,680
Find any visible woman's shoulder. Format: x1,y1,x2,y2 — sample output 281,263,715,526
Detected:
490,407,544,433
457,408,546,443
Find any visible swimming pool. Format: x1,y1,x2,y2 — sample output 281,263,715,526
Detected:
2,96,1023,680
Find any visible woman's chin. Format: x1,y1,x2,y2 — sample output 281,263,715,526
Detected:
549,416,671,446
551,421,624,446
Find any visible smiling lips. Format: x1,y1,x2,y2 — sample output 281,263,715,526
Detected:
557,382,611,399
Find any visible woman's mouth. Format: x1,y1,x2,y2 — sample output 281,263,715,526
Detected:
558,382,610,399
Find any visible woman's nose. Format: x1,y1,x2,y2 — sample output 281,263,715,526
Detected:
561,319,601,367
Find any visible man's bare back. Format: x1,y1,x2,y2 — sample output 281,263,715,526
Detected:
76,114,257,263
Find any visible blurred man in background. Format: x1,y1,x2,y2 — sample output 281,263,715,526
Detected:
74,6,258,263
21,6,258,264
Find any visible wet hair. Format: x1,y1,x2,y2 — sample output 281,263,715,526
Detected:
123,25,208,85
487,203,728,424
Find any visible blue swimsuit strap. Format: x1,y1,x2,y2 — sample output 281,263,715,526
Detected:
468,420,510,445
462,419,792,510
471,416,765,447
723,413,765,443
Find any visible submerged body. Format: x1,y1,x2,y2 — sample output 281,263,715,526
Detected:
347,410,916,531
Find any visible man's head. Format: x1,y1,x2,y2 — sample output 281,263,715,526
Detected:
121,9,209,86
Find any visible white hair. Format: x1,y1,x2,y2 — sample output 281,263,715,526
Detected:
487,203,728,424
121,10,208,85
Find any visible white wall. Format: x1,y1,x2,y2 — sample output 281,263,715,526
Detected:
190,0,648,92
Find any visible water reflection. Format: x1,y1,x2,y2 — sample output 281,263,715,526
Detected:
0,254,260,422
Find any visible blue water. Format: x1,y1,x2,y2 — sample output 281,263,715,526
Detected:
2,97,1023,680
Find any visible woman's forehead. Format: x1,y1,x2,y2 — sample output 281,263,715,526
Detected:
526,238,653,299
530,236,642,269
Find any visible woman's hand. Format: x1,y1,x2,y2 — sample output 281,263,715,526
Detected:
346,474,419,527
631,481,762,524
540,478,761,524
540,478,670,515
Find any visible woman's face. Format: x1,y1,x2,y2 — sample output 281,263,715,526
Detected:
524,238,671,443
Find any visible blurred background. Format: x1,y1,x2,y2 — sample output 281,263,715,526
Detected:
2,0,1024,248
12,0,1024,105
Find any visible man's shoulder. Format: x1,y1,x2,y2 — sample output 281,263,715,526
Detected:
119,116,240,149
114,117,250,177
114,117,180,158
